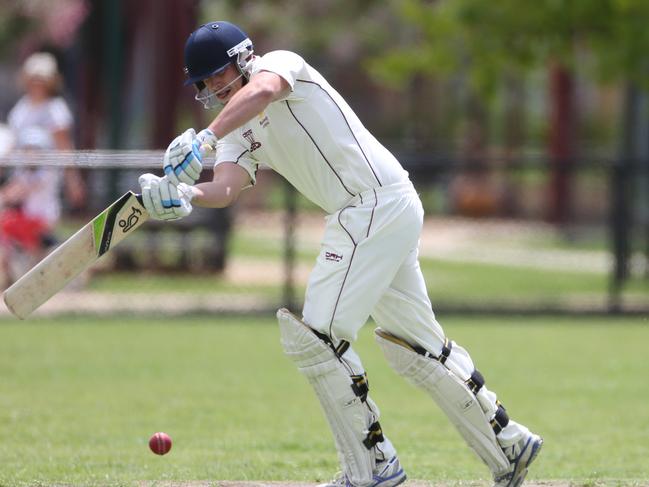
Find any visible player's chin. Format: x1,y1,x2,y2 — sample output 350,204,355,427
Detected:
216,88,233,103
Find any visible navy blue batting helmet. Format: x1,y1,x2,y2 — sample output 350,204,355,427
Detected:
183,21,253,87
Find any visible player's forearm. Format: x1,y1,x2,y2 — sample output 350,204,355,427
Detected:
53,129,74,150
207,84,275,138
191,180,240,208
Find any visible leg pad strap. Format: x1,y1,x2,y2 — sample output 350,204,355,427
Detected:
278,308,377,485
375,328,510,475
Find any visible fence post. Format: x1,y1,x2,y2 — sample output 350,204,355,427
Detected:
609,158,630,313
283,178,297,312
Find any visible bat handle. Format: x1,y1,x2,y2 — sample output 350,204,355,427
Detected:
199,143,214,155
136,144,213,201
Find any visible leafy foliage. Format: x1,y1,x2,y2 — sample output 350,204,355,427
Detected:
369,0,649,92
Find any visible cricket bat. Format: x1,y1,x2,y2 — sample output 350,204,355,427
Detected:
3,191,148,319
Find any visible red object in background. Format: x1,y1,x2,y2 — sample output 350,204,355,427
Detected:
548,62,576,224
0,209,49,252
148,432,172,455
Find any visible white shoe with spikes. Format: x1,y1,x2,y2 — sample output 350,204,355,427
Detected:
493,432,543,487
319,456,407,487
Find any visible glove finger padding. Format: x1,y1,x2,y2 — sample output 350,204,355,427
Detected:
159,180,185,220
182,139,202,181
162,133,184,185
138,173,194,221
163,128,203,186
175,183,195,218
166,183,190,219
139,173,165,218
158,179,174,208
139,173,155,206
197,128,218,151
150,177,170,216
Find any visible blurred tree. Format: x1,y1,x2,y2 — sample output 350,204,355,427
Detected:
370,0,649,93
76,0,198,151
199,0,417,143
0,5,33,59
368,0,649,222
0,0,89,57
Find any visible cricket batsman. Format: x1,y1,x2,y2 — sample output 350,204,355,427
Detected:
138,21,543,487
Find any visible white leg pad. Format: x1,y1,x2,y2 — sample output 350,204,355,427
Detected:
375,328,510,475
278,308,376,486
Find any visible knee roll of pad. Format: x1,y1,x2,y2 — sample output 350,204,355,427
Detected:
374,327,510,475
277,308,379,485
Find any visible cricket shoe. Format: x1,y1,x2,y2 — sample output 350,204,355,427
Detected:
319,455,407,487
493,432,543,487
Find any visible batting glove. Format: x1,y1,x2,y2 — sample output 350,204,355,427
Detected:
197,128,218,152
138,173,197,221
163,128,203,186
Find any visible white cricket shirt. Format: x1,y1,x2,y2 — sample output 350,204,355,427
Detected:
8,96,73,145
215,50,409,214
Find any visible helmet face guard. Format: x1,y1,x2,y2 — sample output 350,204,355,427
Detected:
183,22,254,109
193,70,244,109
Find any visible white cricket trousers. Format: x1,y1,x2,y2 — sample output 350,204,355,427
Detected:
303,180,432,345
302,180,526,447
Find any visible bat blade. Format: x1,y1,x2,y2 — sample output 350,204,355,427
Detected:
3,191,148,319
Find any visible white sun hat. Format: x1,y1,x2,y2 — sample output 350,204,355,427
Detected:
22,52,59,80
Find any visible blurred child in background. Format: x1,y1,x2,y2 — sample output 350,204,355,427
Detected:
0,52,85,286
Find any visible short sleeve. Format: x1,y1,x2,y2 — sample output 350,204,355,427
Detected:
214,132,259,188
47,98,73,131
253,50,306,94
7,101,21,129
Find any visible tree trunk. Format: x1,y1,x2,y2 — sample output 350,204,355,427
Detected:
547,62,575,224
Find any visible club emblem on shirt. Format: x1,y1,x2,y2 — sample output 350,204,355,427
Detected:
325,251,343,262
243,129,262,152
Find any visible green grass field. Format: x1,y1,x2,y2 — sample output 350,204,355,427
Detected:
55,213,647,312
86,254,647,314
1,314,648,486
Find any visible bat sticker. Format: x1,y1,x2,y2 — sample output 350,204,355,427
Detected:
119,206,143,233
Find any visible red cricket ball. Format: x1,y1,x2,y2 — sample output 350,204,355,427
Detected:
148,431,172,455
